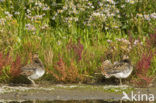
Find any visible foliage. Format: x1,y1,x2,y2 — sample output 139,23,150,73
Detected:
131,31,156,87
48,57,86,83
0,52,22,82
146,32,156,48
0,0,156,85
10,56,22,77
134,52,154,87
67,39,84,62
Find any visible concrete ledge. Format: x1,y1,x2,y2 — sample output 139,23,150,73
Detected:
0,84,156,102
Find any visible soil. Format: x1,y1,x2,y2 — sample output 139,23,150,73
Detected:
0,84,156,102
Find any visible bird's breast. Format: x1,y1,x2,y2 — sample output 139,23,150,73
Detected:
29,68,45,80
114,66,133,78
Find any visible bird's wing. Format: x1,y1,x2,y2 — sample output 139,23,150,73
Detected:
114,62,127,70
101,61,113,70
101,64,113,73
21,64,37,76
106,62,127,74
101,60,130,76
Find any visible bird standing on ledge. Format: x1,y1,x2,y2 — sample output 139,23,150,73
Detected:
20,54,45,86
101,55,133,85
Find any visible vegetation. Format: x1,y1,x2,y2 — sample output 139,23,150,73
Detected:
0,0,156,87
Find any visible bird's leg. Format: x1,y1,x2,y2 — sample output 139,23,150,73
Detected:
31,80,37,86
119,78,122,86
28,77,36,86
33,99,36,103
120,100,123,103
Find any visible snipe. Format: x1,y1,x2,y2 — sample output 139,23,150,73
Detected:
20,54,45,86
101,56,133,85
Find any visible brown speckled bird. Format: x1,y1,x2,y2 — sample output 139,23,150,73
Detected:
101,56,133,85
20,54,45,86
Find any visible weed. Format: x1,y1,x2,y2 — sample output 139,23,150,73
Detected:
10,56,22,77
48,57,86,83
0,52,11,75
67,39,84,62
134,51,154,87
146,32,156,48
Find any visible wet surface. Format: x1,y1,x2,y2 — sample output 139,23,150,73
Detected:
0,100,144,103
0,84,156,102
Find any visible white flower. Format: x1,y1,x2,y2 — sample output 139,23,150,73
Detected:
4,11,9,15
10,6,13,9
150,13,156,19
110,13,115,16
62,36,66,39
14,12,20,15
63,6,68,10
93,12,104,17
107,39,112,43
106,0,116,4
74,17,78,22
35,15,43,19
134,40,139,45
0,18,5,25
121,38,130,44
121,5,125,8
52,16,55,20
88,2,92,6
105,27,109,30
25,23,36,31
116,38,121,41
140,42,143,45
27,9,31,14
137,13,143,17
43,6,50,11
4,11,12,18
144,15,150,20
125,0,136,4
91,6,94,8
0,0,4,2
98,2,103,6
35,2,42,8
57,40,62,45
41,24,48,30
57,10,63,13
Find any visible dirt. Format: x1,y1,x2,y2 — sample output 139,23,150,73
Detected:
0,84,156,102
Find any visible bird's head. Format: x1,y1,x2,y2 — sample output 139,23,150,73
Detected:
33,53,39,59
122,55,131,64
32,53,41,64
102,60,112,67
123,55,129,60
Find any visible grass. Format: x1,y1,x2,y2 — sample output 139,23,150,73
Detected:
0,0,156,87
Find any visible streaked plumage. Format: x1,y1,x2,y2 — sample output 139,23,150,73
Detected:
101,56,133,85
101,60,113,76
20,54,45,86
